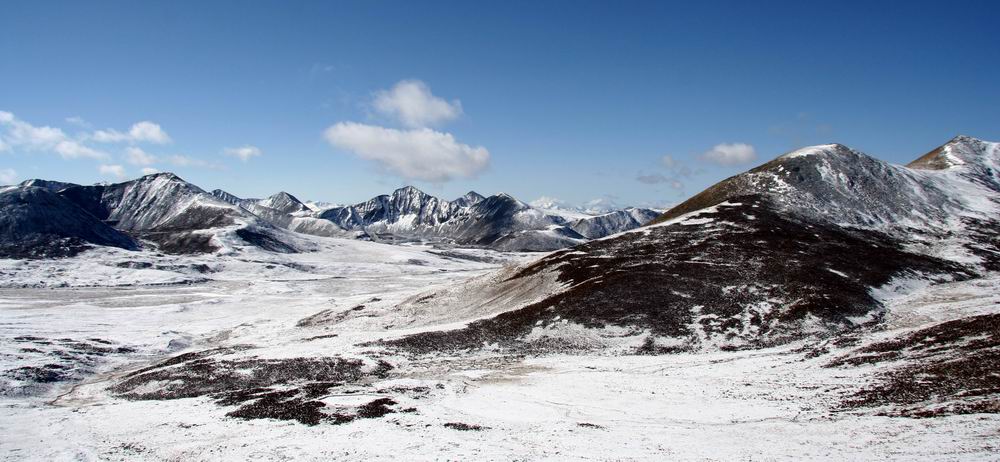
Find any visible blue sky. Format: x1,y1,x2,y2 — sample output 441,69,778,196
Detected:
1,1,998,208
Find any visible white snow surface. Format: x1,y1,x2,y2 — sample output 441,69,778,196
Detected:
1,231,998,460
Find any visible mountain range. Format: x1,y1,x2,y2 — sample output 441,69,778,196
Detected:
0,174,661,257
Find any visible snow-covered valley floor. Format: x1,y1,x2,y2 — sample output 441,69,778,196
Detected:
1,238,998,461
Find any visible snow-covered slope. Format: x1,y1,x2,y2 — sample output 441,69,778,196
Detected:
383,136,1000,353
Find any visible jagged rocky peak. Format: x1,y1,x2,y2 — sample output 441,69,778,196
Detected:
389,185,435,207
490,192,529,208
259,191,309,214
452,190,485,207
211,189,248,206
58,172,238,232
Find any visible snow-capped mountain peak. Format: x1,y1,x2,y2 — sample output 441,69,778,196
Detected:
655,139,997,233
452,191,485,207
259,191,310,214
776,143,842,160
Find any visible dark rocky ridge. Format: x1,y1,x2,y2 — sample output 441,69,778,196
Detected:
0,186,137,258
385,197,972,353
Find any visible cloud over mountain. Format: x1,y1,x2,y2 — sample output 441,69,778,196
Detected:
325,80,487,183
324,122,489,182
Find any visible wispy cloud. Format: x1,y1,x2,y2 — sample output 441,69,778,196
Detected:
140,167,159,175
636,153,693,190
223,145,262,162
324,122,489,183
0,111,109,160
373,80,463,128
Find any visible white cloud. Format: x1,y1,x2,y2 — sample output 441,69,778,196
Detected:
0,111,109,160
98,164,126,179
54,140,107,159
140,167,159,175
0,168,16,184
324,122,489,182
700,143,757,166
124,146,157,166
373,80,463,128
92,121,171,144
223,145,262,162
129,121,171,144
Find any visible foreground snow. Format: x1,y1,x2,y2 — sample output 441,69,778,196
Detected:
1,236,999,460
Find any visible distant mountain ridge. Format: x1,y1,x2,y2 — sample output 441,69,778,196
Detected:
0,173,659,257
315,186,660,250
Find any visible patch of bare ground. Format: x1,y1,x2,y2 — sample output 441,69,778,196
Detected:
111,347,402,425
830,313,1000,417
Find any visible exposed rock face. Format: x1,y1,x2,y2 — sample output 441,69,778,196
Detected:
0,186,137,258
60,173,243,232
